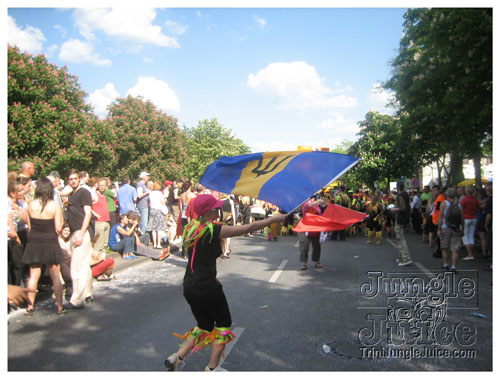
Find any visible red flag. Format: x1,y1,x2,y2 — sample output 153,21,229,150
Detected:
292,203,367,233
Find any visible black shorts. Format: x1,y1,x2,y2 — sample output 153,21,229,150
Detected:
183,283,232,332
366,217,382,232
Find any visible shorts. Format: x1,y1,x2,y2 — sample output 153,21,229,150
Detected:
440,227,462,252
184,283,232,331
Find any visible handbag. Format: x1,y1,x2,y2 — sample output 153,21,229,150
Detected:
161,205,169,215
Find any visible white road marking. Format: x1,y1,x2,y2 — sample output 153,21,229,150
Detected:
386,238,434,278
386,238,397,249
219,327,245,368
413,262,435,278
269,259,288,283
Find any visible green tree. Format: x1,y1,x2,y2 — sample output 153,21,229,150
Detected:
104,96,187,182
330,140,353,154
348,112,418,189
8,45,112,176
386,8,492,186
183,118,250,182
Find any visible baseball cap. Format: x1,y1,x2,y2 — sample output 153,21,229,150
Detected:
139,172,150,179
164,180,173,186
193,194,224,216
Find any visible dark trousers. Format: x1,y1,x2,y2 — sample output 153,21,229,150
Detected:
108,211,117,229
411,209,422,234
110,236,135,255
8,240,25,285
299,233,321,263
184,283,232,331
331,229,346,241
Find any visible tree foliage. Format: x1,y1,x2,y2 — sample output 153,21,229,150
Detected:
347,112,418,189
386,8,492,185
183,118,251,182
104,96,187,182
7,45,112,176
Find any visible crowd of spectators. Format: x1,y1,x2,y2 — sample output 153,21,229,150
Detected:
7,161,493,312
312,181,493,272
7,165,193,313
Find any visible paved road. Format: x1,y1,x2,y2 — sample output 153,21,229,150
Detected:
8,230,492,371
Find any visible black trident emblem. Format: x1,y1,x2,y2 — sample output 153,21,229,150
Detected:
251,155,295,178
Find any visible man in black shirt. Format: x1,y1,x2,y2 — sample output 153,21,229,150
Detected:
66,169,95,308
391,182,413,266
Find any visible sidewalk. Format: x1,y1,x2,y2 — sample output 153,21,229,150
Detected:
110,243,181,274
20,243,182,306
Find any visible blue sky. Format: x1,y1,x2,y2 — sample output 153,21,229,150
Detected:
7,4,409,152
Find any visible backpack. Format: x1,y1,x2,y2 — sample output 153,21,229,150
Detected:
445,201,462,232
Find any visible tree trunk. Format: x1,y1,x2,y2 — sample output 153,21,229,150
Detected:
449,150,464,186
436,160,442,186
473,150,483,188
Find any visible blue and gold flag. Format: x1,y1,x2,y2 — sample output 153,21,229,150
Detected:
199,151,359,212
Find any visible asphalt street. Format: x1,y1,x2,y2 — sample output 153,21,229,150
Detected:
7,229,493,371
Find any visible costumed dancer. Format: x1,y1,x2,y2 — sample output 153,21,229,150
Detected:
165,194,286,372
366,191,385,244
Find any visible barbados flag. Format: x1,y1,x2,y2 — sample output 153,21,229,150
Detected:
199,151,359,212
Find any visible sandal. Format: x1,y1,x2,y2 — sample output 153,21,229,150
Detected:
315,263,323,268
158,248,171,261
106,274,117,280
97,275,112,281
301,264,307,270
57,308,67,316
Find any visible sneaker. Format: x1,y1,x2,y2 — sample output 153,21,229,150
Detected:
204,366,227,372
164,353,185,371
441,264,450,271
398,260,413,267
463,256,475,261
85,296,94,304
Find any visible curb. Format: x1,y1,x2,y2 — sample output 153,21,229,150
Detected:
14,244,182,308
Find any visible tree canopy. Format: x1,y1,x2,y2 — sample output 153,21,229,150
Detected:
385,8,492,185
183,118,250,182
104,96,186,182
347,111,418,189
8,45,110,176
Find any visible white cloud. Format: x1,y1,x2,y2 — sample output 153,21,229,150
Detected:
88,83,120,118
317,112,359,136
247,61,357,111
165,20,188,35
7,15,46,54
73,8,179,48
250,141,298,153
366,82,398,115
127,76,180,113
54,24,67,38
46,44,58,57
59,39,112,66
254,15,267,30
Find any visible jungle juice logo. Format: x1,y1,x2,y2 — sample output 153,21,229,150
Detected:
357,271,478,359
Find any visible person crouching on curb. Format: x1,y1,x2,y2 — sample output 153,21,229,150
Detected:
165,194,286,372
90,250,116,281
127,211,170,261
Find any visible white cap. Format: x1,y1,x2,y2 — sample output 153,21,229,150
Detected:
139,172,150,179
